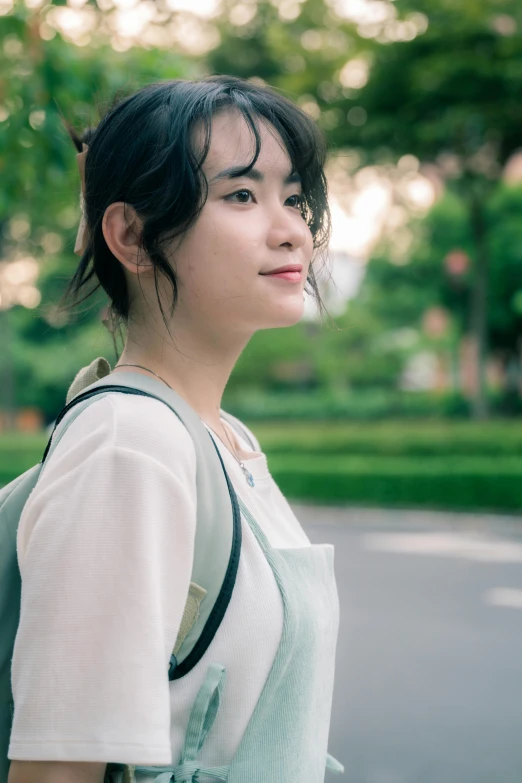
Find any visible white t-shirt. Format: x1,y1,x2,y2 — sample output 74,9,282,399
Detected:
8,392,310,773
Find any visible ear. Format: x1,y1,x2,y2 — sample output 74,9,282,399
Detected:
102,202,153,276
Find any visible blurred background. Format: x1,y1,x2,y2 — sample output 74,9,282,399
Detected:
2,1,522,780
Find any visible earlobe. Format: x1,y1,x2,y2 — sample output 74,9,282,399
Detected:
102,202,153,276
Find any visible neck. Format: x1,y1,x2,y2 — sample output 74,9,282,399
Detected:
114,314,251,431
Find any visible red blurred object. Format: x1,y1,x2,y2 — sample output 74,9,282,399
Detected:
444,249,470,276
423,306,450,337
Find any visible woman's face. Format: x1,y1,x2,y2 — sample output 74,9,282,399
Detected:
164,109,314,336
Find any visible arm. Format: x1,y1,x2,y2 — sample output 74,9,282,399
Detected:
9,396,197,771
8,760,106,783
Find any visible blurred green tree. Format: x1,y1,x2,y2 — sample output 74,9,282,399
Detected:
360,183,522,403
208,0,522,418
0,3,196,421
4,0,522,422
330,0,522,417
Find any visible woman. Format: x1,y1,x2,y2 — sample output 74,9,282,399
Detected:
8,75,342,783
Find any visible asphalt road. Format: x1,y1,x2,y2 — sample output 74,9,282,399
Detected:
292,503,522,783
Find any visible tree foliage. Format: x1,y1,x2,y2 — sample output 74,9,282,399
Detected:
0,5,197,417
3,0,522,420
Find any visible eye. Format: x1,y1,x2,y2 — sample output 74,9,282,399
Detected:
225,189,255,204
224,189,304,208
287,194,303,209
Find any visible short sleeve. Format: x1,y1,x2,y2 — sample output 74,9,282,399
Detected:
8,394,197,765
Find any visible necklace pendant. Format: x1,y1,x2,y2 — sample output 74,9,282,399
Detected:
239,462,255,487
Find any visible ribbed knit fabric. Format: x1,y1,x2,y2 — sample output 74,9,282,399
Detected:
8,393,310,770
119,492,342,783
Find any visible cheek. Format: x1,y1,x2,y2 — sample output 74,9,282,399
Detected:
174,217,256,298
193,212,262,274
192,208,255,254
303,229,315,266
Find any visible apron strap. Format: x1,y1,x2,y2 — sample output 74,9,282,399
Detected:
128,764,228,783
182,663,227,761
326,752,345,774
132,663,229,783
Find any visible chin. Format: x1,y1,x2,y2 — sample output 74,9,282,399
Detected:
268,303,305,328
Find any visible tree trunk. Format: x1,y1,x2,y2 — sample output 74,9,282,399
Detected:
468,192,490,419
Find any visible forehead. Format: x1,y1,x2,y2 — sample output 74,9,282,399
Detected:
194,109,293,177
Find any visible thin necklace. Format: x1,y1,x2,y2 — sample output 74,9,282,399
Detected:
114,363,256,488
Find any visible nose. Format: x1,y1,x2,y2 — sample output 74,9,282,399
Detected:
267,201,310,251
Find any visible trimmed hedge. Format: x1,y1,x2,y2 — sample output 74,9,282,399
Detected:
224,389,471,420
1,426,522,513
0,433,46,486
251,420,522,457
268,455,522,513
224,388,522,421
254,421,522,512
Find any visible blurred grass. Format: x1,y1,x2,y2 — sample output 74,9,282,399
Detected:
1,421,522,513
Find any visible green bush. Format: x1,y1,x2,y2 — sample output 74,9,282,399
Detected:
223,388,471,421
250,420,522,457
269,455,522,513
0,434,47,486
2,425,522,513
224,388,522,422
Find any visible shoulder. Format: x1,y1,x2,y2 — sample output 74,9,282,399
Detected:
44,391,197,482
19,392,199,569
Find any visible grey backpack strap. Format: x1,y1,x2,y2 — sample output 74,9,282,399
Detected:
43,372,241,680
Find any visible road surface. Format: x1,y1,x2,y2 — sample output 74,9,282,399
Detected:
293,503,522,783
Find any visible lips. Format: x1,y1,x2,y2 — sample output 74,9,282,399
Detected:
261,264,303,275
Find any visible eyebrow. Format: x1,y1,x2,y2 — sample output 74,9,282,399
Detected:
210,165,302,186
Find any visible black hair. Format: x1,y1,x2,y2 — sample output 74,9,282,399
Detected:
61,74,333,345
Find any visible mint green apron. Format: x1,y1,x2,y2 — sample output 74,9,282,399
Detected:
109,496,344,782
